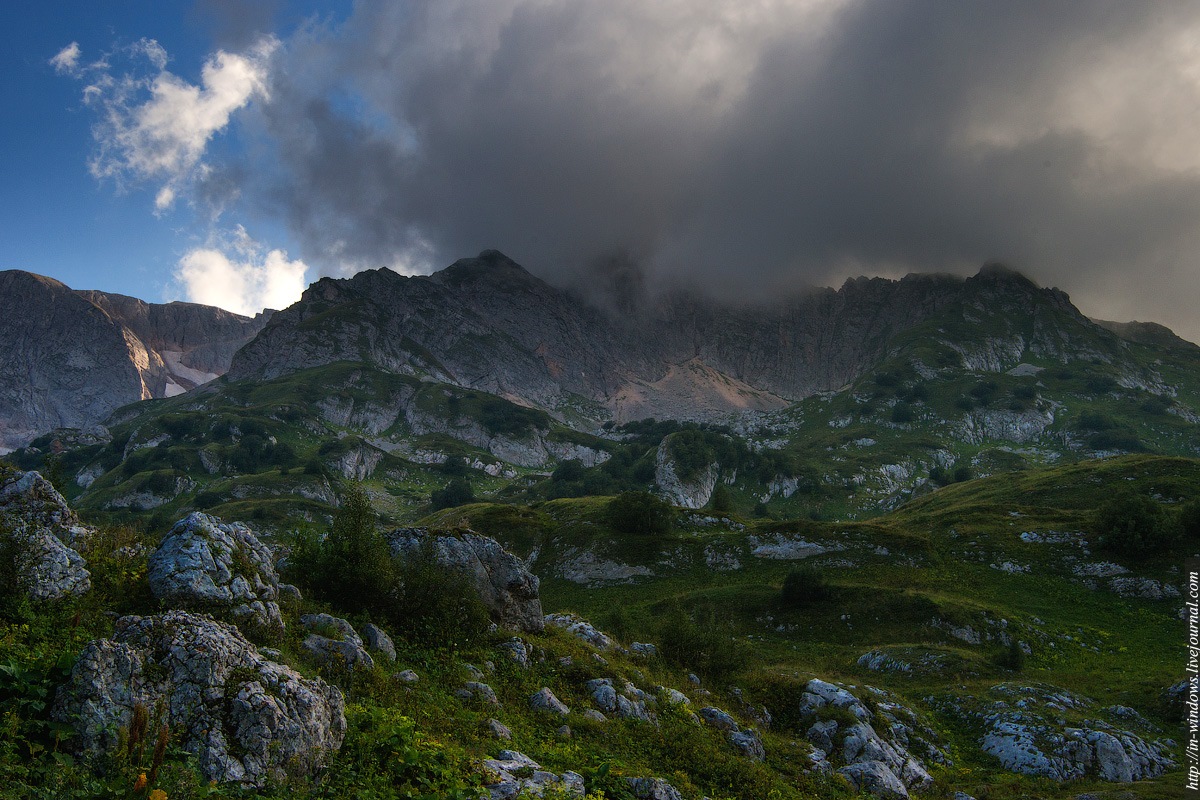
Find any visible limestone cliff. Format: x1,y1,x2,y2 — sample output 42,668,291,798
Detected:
0,271,268,451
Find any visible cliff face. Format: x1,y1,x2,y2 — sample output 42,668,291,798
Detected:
228,251,1117,424
0,271,268,451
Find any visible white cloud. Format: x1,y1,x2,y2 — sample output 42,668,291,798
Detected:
70,36,278,210
172,227,308,316
50,42,81,75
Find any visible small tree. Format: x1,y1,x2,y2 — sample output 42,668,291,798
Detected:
1180,499,1200,540
709,483,733,514
431,478,474,510
606,491,674,535
1093,492,1181,557
290,483,394,615
780,565,829,607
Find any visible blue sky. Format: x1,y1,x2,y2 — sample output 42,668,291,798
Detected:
3,2,1200,342
0,1,347,311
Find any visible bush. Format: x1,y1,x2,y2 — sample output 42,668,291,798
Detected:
1093,492,1181,557
606,491,674,535
657,604,747,680
992,640,1026,672
440,456,469,477
780,565,829,607
708,484,733,513
431,478,474,511
890,403,914,424
1180,500,1200,540
388,540,491,650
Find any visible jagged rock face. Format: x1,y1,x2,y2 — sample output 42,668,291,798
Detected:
53,611,346,787
387,527,544,632
0,271,267,451
226,252,1152,426
147,513,283,633
0,470,91,600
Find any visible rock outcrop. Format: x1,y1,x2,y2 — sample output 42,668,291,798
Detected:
386,527,543,632
959,684,1175,783
147,513,283,633
53,611,345,787
0,470,91,600
799,679,942,799
654,437,719,509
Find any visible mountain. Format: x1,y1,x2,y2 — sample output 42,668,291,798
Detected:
229,252,1183,423
0,270,269,452
10,251,1199,531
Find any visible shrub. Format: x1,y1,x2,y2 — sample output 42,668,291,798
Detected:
780,565,829,607
431,478,474,511
1093,492,1181,557
890,403,914,424
388,541,491,650
606,491,674,535
708,483,733,513
1078,411,1116,431
1180,500,1200,540
440,456,469,477
551,459,585,483
993,640,1027,672
657,604,747,680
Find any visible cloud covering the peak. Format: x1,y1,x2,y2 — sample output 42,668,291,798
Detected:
62,1,1200,339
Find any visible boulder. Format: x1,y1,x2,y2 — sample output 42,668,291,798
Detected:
0,470,91,600
459,681,499,705
700,706,740,732
147,512,283,633
497,637,531,667
0,470,94,545
361,623,397,662
545,612,613,649
387,528,543,632
301,613,374,670
588,678,618,713
730,729,766,761
53,611,345,787
626,776,685,800
530,687,570,716
839,761,910,800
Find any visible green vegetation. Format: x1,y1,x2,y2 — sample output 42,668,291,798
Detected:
779,565,830,606
1092,491,1182,557
605,491,674,536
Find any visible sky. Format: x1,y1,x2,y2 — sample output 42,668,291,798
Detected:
3,1,1200,342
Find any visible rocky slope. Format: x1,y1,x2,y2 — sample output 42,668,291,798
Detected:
0,270,268,452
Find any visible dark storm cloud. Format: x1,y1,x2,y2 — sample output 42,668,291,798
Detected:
191,0,281,50
235,0,1200,338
